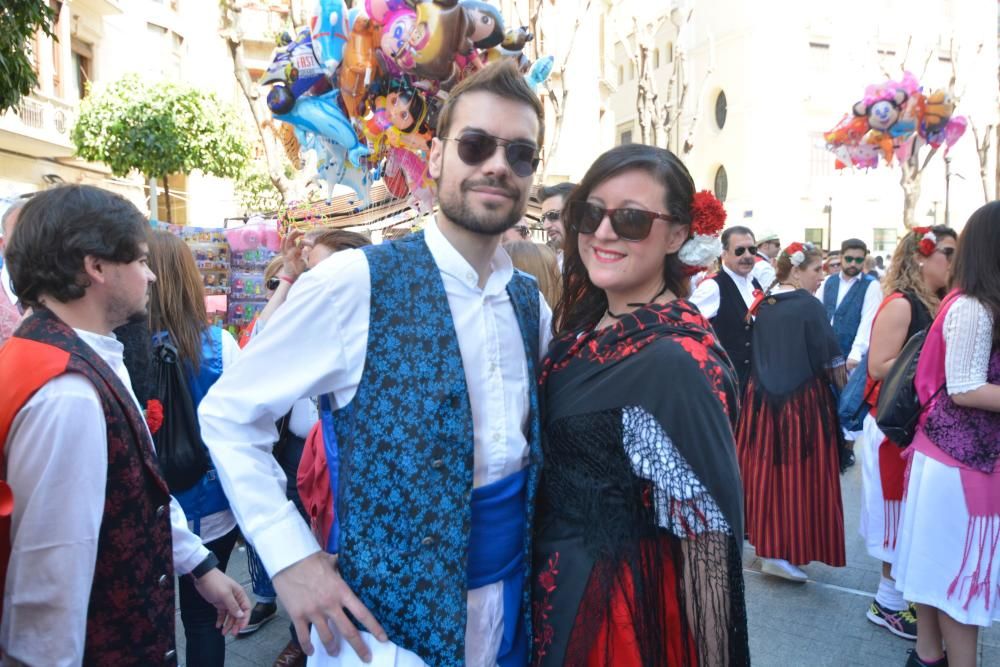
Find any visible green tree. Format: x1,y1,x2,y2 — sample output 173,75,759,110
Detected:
71,74,250,222
1,1,56,114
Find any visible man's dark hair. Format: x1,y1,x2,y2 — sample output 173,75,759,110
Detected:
6,185,148,307
827,250,840,258
841,238,868,255
721,225,755,250
538,182,576,203
436,59,544,147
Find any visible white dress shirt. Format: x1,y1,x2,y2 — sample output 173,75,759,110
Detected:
689,265,760,320
2,328,211,667
199,219,552,666
817,272,883,362
0,263,17,308
751,255,776,292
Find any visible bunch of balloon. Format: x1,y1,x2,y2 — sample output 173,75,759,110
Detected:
824,71,966,170
258,0,554,215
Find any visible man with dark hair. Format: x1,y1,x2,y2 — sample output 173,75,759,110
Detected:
690,225,765,388
0,185,248,665
818,238,882,372
538,181,575,266
0,199,27,344
825,250,842,275
200,60,551,666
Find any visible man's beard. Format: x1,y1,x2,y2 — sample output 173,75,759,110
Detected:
843,265,860,277
438,168,526,236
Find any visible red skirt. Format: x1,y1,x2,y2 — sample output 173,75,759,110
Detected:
736,376,846,566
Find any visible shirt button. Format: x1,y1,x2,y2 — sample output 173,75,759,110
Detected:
431,459,445,469
158,574,170,589
164,649,177,662
155,505,167,519
743,359,750,365
745,341,751,347
421,536,436,547
466,272,475,282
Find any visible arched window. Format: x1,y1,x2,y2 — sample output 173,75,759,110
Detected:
715,90,727,130
714,165,728,202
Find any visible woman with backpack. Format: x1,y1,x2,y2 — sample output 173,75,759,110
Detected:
860,225,956,640
893,202,1000,667
148,230,241,667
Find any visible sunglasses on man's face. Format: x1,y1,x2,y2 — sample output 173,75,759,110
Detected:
732,245,758,257
541,210,561,222
842,255,865,265
441,130,540,177
566,201,676,242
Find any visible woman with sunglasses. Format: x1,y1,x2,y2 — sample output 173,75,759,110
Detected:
857,225,955,641
533,144,748,666
892,202,1000,667
737,242,847,583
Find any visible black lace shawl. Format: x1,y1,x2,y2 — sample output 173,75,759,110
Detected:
539,300,749,666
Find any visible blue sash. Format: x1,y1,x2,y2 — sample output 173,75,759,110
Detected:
467,468,528,667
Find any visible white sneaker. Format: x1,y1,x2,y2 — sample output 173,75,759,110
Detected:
761,558,808,582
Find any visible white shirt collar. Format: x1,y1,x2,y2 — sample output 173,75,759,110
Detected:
838,271,859,286
74,328,124,364
722,264,753,286
423,216,514,297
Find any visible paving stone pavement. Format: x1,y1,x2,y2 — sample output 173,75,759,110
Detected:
178,448,1000,666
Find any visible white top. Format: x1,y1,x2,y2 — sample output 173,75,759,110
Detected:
943,295,995,395
817,272,883,363
751,256,776,292
689,265,759,320
198,218,553,665
0,263,16,307
191,329,241,543
2,328,211,667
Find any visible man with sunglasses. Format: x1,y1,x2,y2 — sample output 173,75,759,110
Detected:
198,61,550,667
538,181,575,268
818,238,883,373
690,225,765,389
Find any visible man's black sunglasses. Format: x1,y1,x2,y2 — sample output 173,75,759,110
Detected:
566,201,677,242
541,210,561,222
732,245,758,257
441,131,540,177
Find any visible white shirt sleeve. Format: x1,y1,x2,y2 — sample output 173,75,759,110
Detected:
170,498,211,575
198,249,371,577
944,296,995,395
751,260,775,292
538,293,553,358
2,375,107,667
689,277,721,320
220,328,240,368
849,279,883,362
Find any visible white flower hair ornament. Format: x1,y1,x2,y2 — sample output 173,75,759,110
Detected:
783,242,814,268
679,190,728,273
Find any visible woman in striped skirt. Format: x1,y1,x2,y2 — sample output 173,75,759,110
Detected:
737,242,847,581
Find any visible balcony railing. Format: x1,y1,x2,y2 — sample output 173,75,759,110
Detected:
1,92,78,156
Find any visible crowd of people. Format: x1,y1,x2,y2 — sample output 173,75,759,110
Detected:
0,59,998,667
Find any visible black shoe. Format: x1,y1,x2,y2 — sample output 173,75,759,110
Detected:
905,649,948,667
238,601,278,636
840,449,856,473
866,599,917,640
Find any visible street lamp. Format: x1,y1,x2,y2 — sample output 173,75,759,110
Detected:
822,197,832,251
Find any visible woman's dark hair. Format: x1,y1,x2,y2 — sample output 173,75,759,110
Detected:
310,229,372,253
6,185,148,308
951,201,1000,342
553,143,695,335
148,230,209,371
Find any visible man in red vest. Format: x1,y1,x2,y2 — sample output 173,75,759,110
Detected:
0,185,249,666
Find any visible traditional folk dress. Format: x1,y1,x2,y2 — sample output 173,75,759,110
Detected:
893,292,1000,626
532,301,750,666
737,289,847,567
859,291,931,562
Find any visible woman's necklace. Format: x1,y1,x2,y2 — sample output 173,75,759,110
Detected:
605,284,670,319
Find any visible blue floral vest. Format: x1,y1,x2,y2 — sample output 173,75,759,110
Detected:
331,231,542,666
823,273,874,356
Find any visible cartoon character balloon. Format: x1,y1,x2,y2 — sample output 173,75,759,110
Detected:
260,28,328,114
309,0,350,75
405,0,504,83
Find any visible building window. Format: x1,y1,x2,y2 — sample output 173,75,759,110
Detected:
805,228,825,246
714,90,727,130
617,65,624,85
628,61,635,80
713,165,728,202
70,38,93,100
873,227,899,254
653,48,660,68
620,129,633,145
665,41,673,63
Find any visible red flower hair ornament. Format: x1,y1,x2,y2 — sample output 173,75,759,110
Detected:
912,226,937,257
781,241,814,267
678,190,728,270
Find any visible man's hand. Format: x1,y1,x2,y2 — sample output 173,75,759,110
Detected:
847,358,860,373
281,229,307,280
272,552,387,662
192,568,251,636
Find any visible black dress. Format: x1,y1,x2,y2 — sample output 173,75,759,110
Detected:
532,301,750,666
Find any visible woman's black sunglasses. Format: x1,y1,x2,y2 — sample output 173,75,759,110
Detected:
566,201,677,242
441,131,540,177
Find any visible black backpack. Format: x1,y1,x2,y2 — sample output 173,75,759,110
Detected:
876,329,946,447
151,341,210,492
